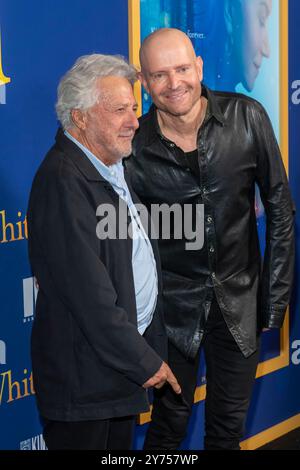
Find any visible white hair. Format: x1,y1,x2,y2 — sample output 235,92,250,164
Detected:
56,54,137,130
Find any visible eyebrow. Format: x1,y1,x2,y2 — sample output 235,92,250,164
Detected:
150,63,192,74
111,102,138,109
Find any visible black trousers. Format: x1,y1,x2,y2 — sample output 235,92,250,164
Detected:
144,298,260,450
43,415,136,450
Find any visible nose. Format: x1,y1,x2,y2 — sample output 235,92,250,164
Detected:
167,71,179,90
262,31,271,58
128,110,139,130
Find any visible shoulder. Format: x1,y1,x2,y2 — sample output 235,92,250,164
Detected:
29,143,87,210
212,89,267,116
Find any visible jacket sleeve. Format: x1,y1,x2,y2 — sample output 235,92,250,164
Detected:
253,102,295,328
28,164,163,385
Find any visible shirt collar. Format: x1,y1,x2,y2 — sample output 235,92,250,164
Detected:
64,130,124,183
202,85,225,125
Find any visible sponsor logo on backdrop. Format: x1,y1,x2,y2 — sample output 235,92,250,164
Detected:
0,368,35,405
0,30,11,105
291,340,300,365
0,340,6,365
0,210,28,244
291,80,300,105
187,30,205,39
20,434,46,450
23,277,38,323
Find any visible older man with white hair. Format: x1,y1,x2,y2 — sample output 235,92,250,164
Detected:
27,54,180,450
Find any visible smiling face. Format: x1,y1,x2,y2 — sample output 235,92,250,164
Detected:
232,0,272,91
139,29,203,117
71,76,139,165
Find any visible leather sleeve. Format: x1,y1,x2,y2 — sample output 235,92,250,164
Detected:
253,102,295,328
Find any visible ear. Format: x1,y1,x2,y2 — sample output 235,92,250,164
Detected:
137,71,150,94
224,0,234,36
71,109,86,130
196,56,203,82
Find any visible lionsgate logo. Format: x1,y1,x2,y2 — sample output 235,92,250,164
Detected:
0,340,6,365
96,202,205,251
22,277,38,323
20,433,47,450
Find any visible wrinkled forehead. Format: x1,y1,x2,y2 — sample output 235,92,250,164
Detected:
93,76,135,105
96,75,132,94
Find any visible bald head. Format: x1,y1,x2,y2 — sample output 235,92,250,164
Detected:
137,28,203,118
139,28,197,72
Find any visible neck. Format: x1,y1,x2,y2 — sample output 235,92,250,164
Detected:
67,128,114,166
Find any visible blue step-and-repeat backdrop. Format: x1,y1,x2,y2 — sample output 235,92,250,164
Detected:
0,0,299,450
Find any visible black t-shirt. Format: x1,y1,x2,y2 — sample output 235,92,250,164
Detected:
172,146,212,286
184,148,200,181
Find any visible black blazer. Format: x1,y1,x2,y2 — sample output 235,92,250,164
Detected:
27,128,167,421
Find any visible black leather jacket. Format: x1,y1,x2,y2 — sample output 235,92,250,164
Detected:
125,86,295,358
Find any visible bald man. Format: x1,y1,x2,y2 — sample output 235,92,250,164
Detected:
125,29,294,450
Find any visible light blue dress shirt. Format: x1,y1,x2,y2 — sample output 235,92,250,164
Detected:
65,131,158,335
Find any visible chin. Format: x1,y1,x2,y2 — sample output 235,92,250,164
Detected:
120,146,133,158
172,107,194,117
242,72,256,92
164,102,194,116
